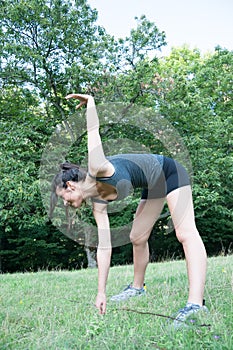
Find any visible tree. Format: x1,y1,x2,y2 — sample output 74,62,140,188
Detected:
0,0,115,115
0,87,89,272
138,46,233,256
0,0,114,271
1,1,231,271
193,47,233,253
85,15,167,103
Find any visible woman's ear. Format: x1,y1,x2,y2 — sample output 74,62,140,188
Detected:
66,181,76,191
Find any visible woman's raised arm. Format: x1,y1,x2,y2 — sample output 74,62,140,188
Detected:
66,94,113,177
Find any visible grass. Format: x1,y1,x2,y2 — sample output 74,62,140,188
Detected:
0,255,232,350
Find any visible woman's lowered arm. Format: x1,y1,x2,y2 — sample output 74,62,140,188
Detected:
93,202,112,314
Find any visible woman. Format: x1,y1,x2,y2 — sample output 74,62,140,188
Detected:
50,93,208,326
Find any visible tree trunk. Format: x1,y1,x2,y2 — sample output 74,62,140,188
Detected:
85,247,97,268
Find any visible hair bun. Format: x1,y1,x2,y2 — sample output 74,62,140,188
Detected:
60,162,80,171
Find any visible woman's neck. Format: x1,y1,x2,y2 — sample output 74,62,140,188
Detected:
81,177,99,199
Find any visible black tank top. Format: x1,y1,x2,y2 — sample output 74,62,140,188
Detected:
94,154,164,201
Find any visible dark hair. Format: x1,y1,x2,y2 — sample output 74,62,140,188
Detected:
49,162,87,219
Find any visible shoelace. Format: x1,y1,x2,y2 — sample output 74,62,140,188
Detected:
123,285,142,294
123,283,146,292
175,303,200,320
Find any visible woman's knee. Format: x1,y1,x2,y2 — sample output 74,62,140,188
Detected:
130,229,151,246
175,228,199,244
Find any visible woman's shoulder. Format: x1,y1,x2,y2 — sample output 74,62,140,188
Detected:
89,159,115,178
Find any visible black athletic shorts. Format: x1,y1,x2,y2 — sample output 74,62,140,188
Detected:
141,156,190,199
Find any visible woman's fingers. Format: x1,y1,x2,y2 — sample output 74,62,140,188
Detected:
65,93,89,101
65,93,83,100
65,94,89,109
75,101,86,110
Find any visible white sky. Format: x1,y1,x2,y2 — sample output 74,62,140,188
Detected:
88,0,233,55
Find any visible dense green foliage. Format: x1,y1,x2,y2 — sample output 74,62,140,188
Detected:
0,0,232,272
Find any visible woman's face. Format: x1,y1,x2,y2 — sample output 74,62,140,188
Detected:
56,181,83,208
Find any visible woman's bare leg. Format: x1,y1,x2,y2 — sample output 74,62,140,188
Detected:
167,185,207,306
130,198,165,289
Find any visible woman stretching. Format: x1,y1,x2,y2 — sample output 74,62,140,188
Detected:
50,93,208,326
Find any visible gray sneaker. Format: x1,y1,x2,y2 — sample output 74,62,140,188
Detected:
173,302,209,328
110,283,146,302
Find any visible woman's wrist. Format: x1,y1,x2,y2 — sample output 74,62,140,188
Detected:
97,290,106,295
87,96,95,107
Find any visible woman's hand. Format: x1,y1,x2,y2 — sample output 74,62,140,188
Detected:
95,292,107,314
65,93,93,110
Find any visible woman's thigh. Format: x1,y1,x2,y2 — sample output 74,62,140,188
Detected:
166,185,198,235
130,198,165,243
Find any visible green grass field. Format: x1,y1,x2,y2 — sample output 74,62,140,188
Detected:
1,255,232,350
